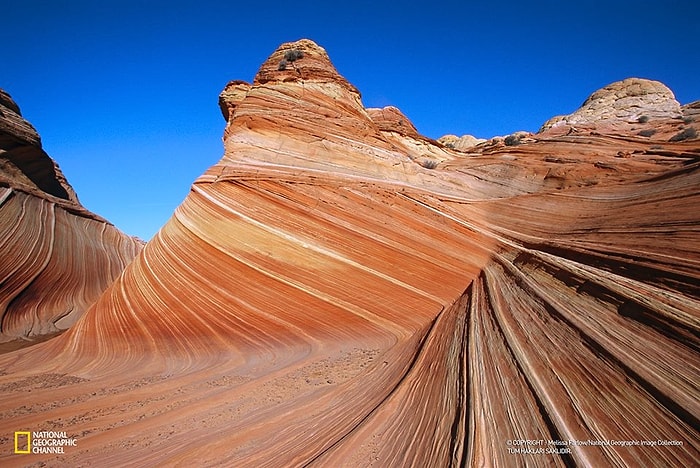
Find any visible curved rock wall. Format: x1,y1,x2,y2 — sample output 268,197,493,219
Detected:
0,89,142,349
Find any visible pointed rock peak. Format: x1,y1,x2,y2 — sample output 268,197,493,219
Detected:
0,88,22,115
0,88,77,202
541,77,682,130
253,39,360,95
0,88,41,147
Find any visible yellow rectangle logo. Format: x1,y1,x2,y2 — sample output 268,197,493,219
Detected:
14,431,31,454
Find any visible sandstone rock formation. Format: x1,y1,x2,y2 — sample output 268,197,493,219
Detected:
0,89,142,350
366,105,421,137
0,40,698,466
541,78,683,130
0,89,78,202
437,134,487,151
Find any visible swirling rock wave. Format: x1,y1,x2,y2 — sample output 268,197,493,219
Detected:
0,40,698,466
0,89,142,350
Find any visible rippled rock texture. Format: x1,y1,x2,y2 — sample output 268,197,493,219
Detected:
0,40,698,466
541,77,683,130
0,89,142,350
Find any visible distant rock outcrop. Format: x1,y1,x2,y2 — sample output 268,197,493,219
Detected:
0,88,142,350
0,42,698,467
437,133,487,151
366,106,420,138
541,78,683,130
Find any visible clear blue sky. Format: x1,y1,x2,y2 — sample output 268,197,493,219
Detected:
3,1,698,240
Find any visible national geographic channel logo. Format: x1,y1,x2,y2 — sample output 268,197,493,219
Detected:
13,432,30,454
14,431,77,454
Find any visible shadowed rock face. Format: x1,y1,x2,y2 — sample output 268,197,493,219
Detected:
0,40,698,466
0,89,76,202
0,89,143,349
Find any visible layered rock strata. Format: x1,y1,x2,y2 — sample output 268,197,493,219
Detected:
0,40,698,466
0,90,142,349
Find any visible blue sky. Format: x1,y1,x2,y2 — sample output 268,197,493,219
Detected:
2,1,698,240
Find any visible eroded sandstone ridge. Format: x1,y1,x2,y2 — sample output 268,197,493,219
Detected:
0,90,142,350
0,40,698,466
